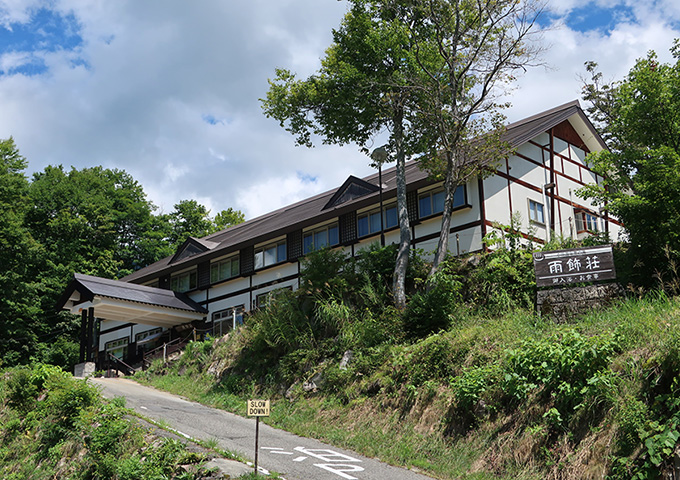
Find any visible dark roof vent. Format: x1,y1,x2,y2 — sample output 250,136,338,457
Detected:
169,237,219,264
323,175,379,210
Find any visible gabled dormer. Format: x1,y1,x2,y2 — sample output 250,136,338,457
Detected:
323,175,379,210
169,237,219,264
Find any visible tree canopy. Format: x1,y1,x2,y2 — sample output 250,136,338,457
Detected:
263,0,544,286
0,139,245,366
397,0,544,272
580,40,680,286
0,138,44,366
262,0,431,308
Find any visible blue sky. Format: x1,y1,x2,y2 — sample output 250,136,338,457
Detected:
1,0,679,219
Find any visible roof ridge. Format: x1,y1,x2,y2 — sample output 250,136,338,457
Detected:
506,100,581,131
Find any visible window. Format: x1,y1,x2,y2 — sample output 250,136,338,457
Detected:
170,270,197,292
135,327,162,343
529,199,545,224
575,210,600,233
357,204,397,237
255,292,271,309
212,306,244,336
303,224,339,254
210,256,239,283
105,338,128,360
254,241,287,269
418,186,465,219
254,287,292,310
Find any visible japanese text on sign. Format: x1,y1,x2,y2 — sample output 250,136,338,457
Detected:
533,245,616,288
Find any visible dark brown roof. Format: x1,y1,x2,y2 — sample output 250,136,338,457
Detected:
123,159,431,283
58,273,208,313
502,100,607,150
122,100,599,284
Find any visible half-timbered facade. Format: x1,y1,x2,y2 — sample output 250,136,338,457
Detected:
58,100,623,368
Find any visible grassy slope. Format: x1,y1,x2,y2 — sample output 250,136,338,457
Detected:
137,293,680,479
0,365,249,480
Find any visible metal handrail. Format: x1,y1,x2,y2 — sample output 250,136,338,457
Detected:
106,352,136,377
142,331,195,370
143,336,182,359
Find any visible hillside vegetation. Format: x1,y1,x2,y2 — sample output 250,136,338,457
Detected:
137,238,680,479
0,363,250,479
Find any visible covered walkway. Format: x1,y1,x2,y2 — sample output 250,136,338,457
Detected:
58,273,208,367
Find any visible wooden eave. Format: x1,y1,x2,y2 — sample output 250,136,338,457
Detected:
57,274,207,327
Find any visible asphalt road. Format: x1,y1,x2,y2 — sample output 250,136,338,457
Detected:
91,378,436,480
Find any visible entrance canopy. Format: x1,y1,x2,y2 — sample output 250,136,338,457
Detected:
58,273,207,327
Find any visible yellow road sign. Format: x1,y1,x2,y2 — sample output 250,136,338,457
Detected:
247,399,270,417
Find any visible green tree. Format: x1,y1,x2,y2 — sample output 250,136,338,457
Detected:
396,0,544,275
26,165,158,278
213,207,245,231
165,199,214,247
263,0,433,308
0,143,243,366
580,41,680,286
0,138,44,365
165,200,244,246
263,0,544,299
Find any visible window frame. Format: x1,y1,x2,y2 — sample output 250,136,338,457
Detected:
170,269,198,293
135,327,162,343
574,209,600,234
211,305,245,336
210,255,240,284
253,287,293,310
528,199,545,225
357,203,398,238
254,240,287,270
105,337,129,360
418,185,466,220
303,223,340,254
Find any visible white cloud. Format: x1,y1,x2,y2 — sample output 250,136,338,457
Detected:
0,0,44,27
504,2,680,122
0,50,31,71
0,0,679,222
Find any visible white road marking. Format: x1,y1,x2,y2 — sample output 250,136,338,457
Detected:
259,445,365,478
294,446,362,463
245,462,271,475
315,463,365,480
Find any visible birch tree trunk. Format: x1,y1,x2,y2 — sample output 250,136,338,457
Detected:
392,108,410,310
430,152,457,275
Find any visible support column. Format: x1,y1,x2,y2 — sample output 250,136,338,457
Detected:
549,128,556,234
87,307,95,362
79,309,87,363
478,177,487,249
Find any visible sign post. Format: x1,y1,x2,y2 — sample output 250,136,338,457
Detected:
247,399,270,475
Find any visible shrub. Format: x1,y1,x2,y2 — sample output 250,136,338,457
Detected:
403,267,462,338
503,330,620,421
6,367,38,414
41,337,80,372
451,363,501,413
300,247,353,297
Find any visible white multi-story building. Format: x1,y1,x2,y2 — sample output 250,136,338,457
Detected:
58,100,622,368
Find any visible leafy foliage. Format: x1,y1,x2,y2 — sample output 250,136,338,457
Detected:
0,137,244,367
0,364,213,479
580,41,680,287
404,265,462,337
0,138,44,366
